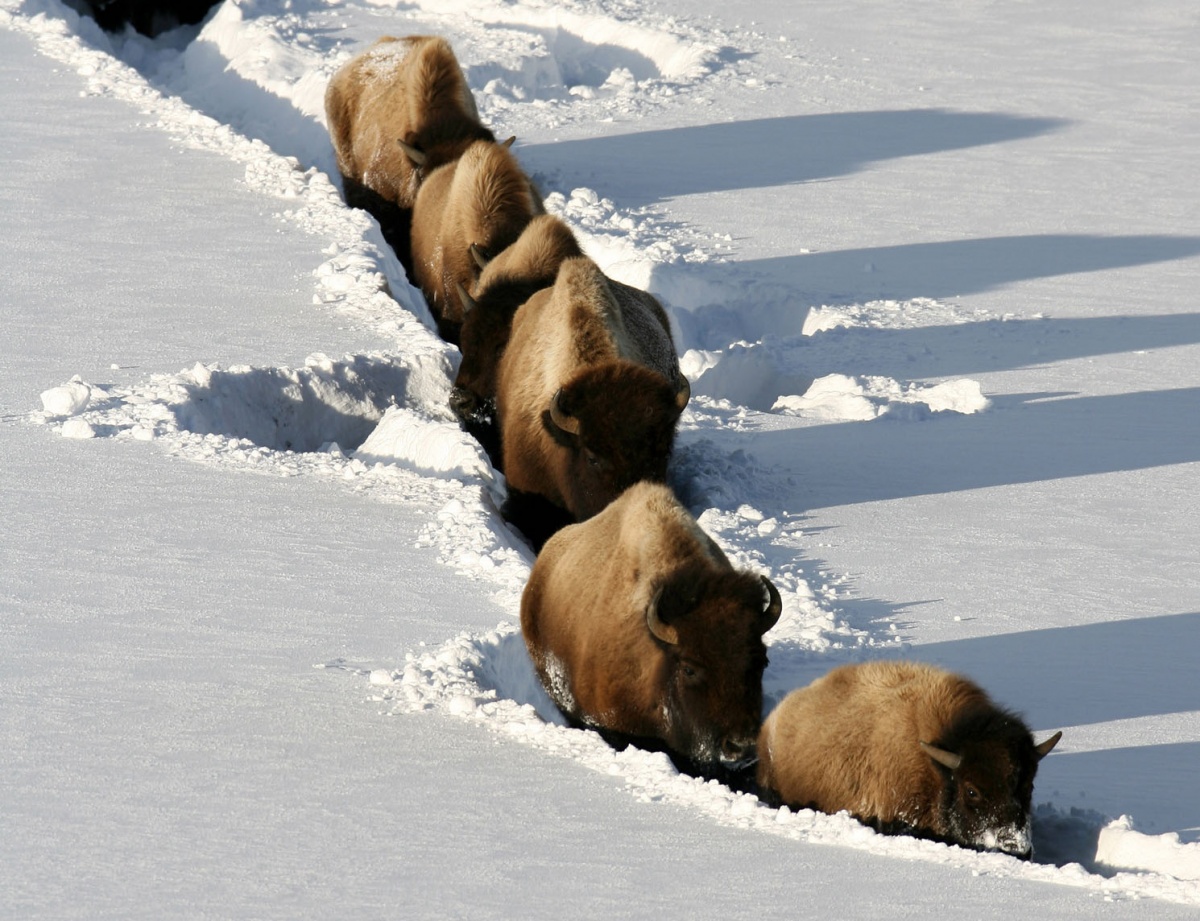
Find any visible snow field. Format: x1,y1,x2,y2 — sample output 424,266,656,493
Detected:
8,0,1200,907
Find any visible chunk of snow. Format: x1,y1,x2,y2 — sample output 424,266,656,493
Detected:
40,376,91,416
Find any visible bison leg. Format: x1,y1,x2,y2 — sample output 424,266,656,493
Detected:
500,488,575,552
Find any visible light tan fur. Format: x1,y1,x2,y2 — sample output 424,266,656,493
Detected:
324,35,483,209
522,482,752,750
758,661,993,827
410,140,543,338
473,214,581,295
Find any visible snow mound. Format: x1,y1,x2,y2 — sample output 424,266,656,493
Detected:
773,373,991,422
39,375,92,416
355,406,496,485
1097,816,1200,881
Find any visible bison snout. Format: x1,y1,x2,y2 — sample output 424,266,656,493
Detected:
719,737,757,769
449,386,479,421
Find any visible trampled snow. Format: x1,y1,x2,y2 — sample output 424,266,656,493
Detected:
4,0,1200,916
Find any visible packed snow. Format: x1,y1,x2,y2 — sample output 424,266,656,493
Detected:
4,0,1200,916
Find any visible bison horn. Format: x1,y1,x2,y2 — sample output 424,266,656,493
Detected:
501,135,516,149
455,281,477,316
674,374,691,412
1034,731,1063,760
645,588,679,646
759,576,782,633
469,243,490,271
397,138,427,167
549,389,582,436
920,741,963,772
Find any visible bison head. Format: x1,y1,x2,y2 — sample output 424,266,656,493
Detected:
542,362,690,521
451,272,541,425
644,568,782,770
921,711,1062,858
396,121,497,191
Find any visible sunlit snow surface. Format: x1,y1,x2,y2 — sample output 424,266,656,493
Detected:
7,0,1200,911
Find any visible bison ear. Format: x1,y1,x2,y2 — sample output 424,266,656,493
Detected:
920,741,963,772
759,576,782,634
455,281,477,317
646,588,680,646
548,388,582,437
397,138,427,167
1034,731,1063,760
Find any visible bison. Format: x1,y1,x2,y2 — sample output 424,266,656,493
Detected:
522,481,782,776
410,138,543,345
757,660,1062,858
324,35,494,270
495,255,689,548
451,214,584,428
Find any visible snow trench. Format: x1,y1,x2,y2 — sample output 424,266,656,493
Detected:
15,0,1200,905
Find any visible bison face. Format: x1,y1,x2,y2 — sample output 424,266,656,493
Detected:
924,725,1061,858
543,363,688,521
451,279,531,424
647,569,782,770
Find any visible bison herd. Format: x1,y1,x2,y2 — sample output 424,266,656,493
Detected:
325,35,1062,860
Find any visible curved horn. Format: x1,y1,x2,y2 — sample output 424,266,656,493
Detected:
501,135,516,149
645,588,679,646
1034,731,1063,760
548,388,581,436
920,741,963,772
455,281,477,316
397,138,427,167
674,374,691,412
759,576,782,634
469,243,490,271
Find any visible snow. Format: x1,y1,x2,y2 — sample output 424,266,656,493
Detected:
3,0,1200,916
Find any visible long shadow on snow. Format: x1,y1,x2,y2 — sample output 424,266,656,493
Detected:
726,233,1200,308
791,311,1200,384
519,109,1069,207
739,388,1200,508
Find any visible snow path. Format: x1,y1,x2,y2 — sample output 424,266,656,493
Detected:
6,0,1200,908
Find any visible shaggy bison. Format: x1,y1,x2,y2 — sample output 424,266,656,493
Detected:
410,138,543,345
757,661,1062,858
495,255,689,547
324,35,493,269
451,214,584,428
522,481,782,775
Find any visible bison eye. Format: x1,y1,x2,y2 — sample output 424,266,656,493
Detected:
584,449,603,470
679,662,705,684
965,784,981,804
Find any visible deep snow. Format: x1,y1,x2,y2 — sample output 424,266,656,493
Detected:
4,0,1200,916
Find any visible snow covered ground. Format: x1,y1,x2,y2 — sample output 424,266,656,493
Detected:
3,0,1200,915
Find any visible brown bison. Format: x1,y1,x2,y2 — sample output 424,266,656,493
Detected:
757,661,1062,858
451,214,584,428
324,35,494,269
410,138,543,345
495,255,689,547
522,481,782,774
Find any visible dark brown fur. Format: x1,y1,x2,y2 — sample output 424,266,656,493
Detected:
522,482,780,774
